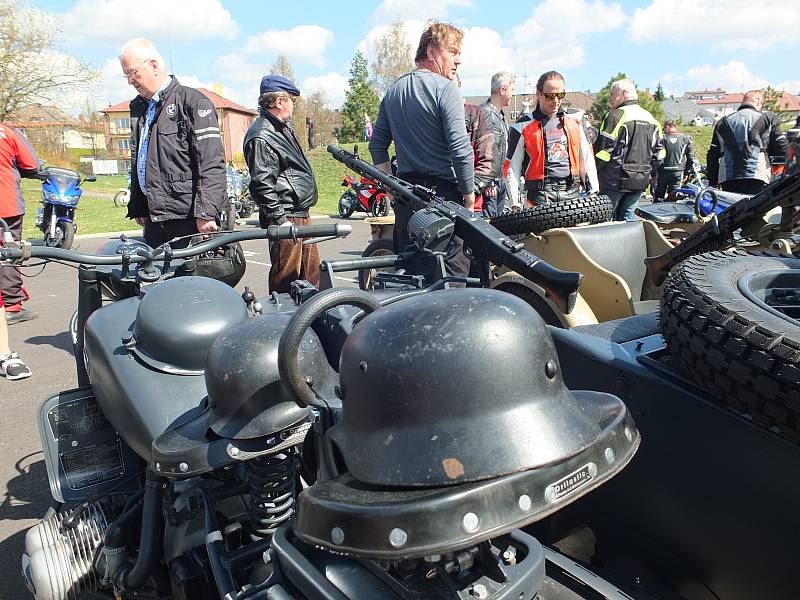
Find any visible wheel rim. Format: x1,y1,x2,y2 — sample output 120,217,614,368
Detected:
45,225,64,247
738,269,800,326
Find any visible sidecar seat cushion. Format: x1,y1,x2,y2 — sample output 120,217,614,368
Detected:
573,312,660,344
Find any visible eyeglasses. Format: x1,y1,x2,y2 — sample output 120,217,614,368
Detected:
280,95,298,104
122,59,151,82
542,91,566,101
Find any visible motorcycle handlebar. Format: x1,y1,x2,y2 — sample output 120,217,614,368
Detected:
0,224,352,264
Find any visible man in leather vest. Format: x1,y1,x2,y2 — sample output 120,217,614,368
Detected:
653,120,696,202
505,71,598,207
120,38,226,248
594,78,664,221
243,75,320,293
707,90,788,195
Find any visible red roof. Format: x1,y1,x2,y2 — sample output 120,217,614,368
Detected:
695,91,800,111
100,88,257,116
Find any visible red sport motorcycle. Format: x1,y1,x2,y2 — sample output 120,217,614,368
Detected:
338,173,390,218
337,145,390,218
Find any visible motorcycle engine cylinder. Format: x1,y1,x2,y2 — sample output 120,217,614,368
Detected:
22,502,110,600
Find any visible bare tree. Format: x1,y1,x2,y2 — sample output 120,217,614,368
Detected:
0,0,97,121
370,20,413,95
270,54,297,82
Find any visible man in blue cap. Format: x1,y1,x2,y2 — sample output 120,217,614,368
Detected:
243,75,320,292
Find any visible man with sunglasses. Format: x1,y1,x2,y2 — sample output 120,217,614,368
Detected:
243,75,320,293
120,38,226,248
505,71,598,207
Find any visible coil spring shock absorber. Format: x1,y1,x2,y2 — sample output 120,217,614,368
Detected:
248,451,296,539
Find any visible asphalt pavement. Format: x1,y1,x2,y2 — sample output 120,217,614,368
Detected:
0,214,371,599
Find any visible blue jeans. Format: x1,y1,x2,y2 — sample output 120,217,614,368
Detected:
606,190,642,221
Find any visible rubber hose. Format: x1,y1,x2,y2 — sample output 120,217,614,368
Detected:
120,470,165,590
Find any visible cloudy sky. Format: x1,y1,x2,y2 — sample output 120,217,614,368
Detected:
31,0,800,112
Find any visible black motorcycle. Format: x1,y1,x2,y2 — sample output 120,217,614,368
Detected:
4,218,642,600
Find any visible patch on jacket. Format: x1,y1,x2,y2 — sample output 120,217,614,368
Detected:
197,109,212,118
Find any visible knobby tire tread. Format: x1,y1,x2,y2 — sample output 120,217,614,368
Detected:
659,250,800,443
489,195,613,235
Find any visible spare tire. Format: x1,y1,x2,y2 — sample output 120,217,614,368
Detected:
490,194,612,235
660,250,800,442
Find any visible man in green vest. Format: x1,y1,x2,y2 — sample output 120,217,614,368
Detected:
594,79,665,221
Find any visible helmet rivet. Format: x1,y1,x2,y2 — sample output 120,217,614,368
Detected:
605,447,615,464
359,361,368,374
304,375,314,386
179,462,189,472
462,512,480,532
230,446,240,457
389,528,408,547
331,527,345,545
518,494,532,511
545,360,557,379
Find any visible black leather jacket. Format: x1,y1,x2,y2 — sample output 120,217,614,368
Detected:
243,111,317,224
128,76,227,223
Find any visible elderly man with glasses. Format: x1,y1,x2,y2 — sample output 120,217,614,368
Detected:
119,37,226,248
594,78,664,221
505,70,598,207
243,75,320,293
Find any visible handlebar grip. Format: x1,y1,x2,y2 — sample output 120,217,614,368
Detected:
285,224,352,239
0,247,21,260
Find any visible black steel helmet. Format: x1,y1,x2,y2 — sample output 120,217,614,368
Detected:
329,288,606,487
132,276,248,375
182,242,247,288
206,312,337,440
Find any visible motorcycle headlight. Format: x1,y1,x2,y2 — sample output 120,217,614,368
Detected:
46,191,60,202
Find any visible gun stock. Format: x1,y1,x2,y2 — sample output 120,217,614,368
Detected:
328,144,583,313
646,169,800,285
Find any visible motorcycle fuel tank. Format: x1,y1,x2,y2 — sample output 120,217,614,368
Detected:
83,276,249,460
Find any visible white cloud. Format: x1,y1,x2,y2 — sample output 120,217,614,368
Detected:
458,27,514,95
244,26,335,68
91,57,136,108
371,0,472,25
658,61,768,94
777,81,800,95
215,53,268,85
507,0,626,71
60,0,238,45
302,73,349,108
628,0,800,51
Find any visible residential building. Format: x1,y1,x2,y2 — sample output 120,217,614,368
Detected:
684,89,800,120
3,104,104,160
99,88,258,173
661,97,715,125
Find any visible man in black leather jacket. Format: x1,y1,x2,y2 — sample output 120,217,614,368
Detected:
243,75,320,292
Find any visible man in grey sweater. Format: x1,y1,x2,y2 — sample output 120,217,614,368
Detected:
369,20,474,278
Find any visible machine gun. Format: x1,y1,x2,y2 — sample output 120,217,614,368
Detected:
328,144,583,313
646,165,800,285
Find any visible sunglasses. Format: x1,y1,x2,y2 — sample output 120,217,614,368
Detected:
542,91,566,101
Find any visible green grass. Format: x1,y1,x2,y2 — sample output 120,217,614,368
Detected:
682,125,714,165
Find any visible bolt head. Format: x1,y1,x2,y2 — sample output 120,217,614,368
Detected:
331,527,345,545
179,462,189,472
389,528,408,547
462,512,480,532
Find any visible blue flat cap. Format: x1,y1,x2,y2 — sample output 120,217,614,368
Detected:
260,74,300,96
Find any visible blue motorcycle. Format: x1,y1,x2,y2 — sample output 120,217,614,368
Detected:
35,166,96,249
